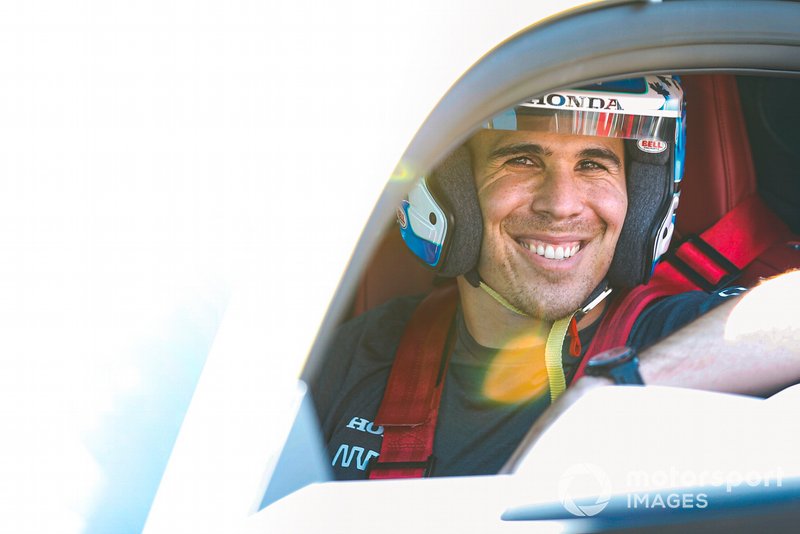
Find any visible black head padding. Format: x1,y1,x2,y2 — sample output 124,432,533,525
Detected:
426,146,483,277
606,141,674,287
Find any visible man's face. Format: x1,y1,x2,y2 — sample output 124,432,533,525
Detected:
468,129,627,320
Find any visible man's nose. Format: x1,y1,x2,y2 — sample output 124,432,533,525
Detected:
529,166,584,220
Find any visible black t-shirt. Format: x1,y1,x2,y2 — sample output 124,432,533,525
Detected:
312,288,743,480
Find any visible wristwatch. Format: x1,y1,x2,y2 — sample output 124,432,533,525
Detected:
585,346,645,385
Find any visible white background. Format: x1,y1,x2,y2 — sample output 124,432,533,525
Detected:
0,2,586,532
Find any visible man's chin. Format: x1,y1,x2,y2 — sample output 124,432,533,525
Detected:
509,280,602,321
530,303,585,322
481,256,609,320
511,294,585,321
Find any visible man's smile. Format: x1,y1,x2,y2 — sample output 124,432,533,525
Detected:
515,238,582,260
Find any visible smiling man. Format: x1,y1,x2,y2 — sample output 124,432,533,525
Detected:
459,130,627,351
313,76,778,480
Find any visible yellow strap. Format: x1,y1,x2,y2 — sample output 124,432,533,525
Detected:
478,281,529,316
545,313,575,403
478,279,576,402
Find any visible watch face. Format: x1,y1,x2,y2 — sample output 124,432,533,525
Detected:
587,346,634,367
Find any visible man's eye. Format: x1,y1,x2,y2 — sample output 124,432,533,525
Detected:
577,160,608,172
505,156,538,168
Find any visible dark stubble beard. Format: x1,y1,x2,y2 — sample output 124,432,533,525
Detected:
498,256,605,320
480,216,611,321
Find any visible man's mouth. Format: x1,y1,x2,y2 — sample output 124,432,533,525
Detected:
516,239,582,260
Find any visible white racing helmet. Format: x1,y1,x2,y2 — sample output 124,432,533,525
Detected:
398,75,686,288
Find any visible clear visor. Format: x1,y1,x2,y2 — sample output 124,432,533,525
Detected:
485,107,673,142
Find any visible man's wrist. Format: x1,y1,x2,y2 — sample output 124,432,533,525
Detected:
585,346,645,385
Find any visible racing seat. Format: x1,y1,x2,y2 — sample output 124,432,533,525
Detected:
677,75,799,288
351,74,799,317
350,225,437,317
676,75,757,237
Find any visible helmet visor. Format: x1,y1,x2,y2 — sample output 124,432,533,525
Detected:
485,76,684,143
487,108,672,142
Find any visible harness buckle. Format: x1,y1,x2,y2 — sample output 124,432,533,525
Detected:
668,234,742,292
366,455,437,478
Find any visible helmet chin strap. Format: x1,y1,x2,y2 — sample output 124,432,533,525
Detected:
478,280,530,317
467,268,613,403
466,267,533,317
466,268,613,321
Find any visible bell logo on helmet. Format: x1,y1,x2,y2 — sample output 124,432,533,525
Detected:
637,138,668,153
396,206,407,229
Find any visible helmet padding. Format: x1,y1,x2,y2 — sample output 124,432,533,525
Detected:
607,141,673,286
426,146,483,278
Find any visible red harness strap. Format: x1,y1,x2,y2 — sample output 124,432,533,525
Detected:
573,193,795,382
368,284,458,479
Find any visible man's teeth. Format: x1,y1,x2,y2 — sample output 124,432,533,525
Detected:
521,241,581,260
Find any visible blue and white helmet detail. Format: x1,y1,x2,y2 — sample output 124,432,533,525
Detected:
674,93,687,183
397,177,448,268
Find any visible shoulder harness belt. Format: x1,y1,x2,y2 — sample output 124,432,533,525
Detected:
368,283,458,479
